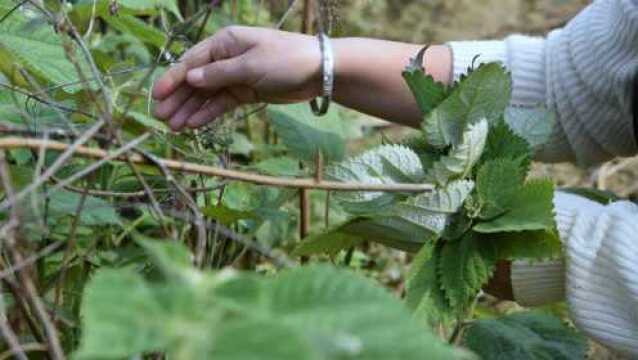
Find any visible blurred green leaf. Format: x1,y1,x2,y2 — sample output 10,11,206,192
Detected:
268,104,346,163
464,312,587,360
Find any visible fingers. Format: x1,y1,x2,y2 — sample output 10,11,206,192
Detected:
153,84,193,119
186,56,255,92
152,26,257,100
168,93,208,131
184,91,242,129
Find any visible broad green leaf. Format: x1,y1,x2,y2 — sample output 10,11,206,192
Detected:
422,62,511,148
388,179,474,236
481,120,530,165
72,0,182,18
293,230,362,256
211,319,314,360
0,11,87,92
78,242,457,359
127,111,170,132
202,204,255,226
228,132,254,156
474,179,554,233
464,312,587,360
439,233,496,312
485,230,563,261
292,217,427,254
425,119,488,185
254,157,301,177
75,268,166,359
268,103,346,163
345,217,436,252
327,144,426,214
505,106,555,148
406,242,454,326
47,190,121,226
300,180,474,253
136,236,195,277
402,46,447,116
476,159,525,219
255,265,456,360
103,14,168,49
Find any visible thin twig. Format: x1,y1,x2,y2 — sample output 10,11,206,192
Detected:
0,241,64,281
45,133,151,196
134,148,207,267
0,342,47,360
0,299,28,360
0,120,105,212
144,206,294,269
0,137,435,193
50,177,226,198
0,151,64,360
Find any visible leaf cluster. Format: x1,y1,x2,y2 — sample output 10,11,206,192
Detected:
298,57,561,323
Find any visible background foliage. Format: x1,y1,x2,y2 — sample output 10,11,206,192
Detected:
0,0,626,359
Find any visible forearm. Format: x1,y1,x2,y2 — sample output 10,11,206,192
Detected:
331,38,452,127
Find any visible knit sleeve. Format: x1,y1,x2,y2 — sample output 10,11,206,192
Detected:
447,0,638,165
555,193,638,356
496,192,638,357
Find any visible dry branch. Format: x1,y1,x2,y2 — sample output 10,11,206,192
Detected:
0,137,434,193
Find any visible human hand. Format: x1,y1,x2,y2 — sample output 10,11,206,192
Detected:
152,26,321,131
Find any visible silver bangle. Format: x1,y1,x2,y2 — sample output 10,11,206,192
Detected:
310,32,334,116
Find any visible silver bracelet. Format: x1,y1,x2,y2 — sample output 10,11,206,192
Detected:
309,32,334,116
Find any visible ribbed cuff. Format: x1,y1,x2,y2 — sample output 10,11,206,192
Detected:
447,40,507,82
511,260,565,306
505,35,546,106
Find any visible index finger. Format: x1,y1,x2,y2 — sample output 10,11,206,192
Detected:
151,41,213,100
152,26,257,100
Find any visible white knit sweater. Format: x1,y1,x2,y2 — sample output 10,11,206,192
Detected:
449,0,638,356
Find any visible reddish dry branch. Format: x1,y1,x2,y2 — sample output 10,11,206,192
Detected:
0,137,434,193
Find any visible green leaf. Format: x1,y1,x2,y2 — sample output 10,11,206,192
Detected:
268,104,346,163
301,180,474,253
476,159,526,219
486,230,563,261
422,62,511,148
254,157,301,177
406,243,454,326
327,144,426,214
135,236,194,277
293,230,362,257
481,120,530,165
344,217,435,252
505,106,555,148
76,268,166,359
103,14,168,49
78,244,457,359
73,0,182,19
425,118,488,185
0,12,88,92
254,265,456,360
127,111,170,132
439,233,496,312
388,179,474,236
402,46,448,116
47,190,121,226
474,179,554,233
464,312,588,360
202,204,255,226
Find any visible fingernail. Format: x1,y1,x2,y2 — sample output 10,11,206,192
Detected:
187,68,204,85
